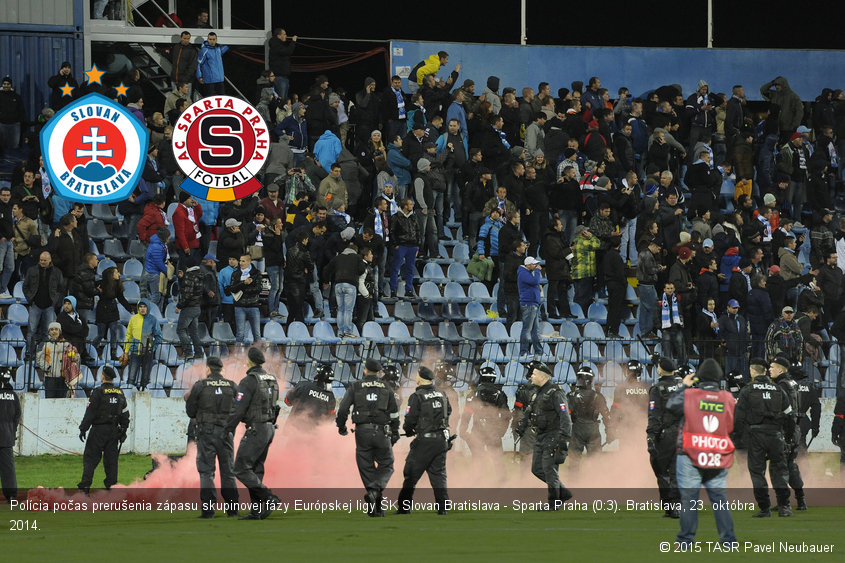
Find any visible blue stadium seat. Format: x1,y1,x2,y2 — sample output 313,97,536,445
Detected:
212,322,236,344
467,282,494,303
503,361,525,385
583,321,605,340
441,302,466,323
150,363,175,387
123,281,141,304
443,282,470,303
13,281,26,304
1,325,25,348
487,321,515,342
453,243,470,264
465,302,492,323
87,218,110,241
605,341,629,364
123,258,144,281
581,341,605,364
104,239,129,261
263,321,289,344
559,320,580,341
128,240,147,260
587,302,608,324
0,343,22,367
313,321,341,344
412,322,440,344
7,303,28,326
161,323,178,344
375,301,393,324
447,263,472,284
419,281,443,302
626,285,639,305
387,321,415,344
78,366,96,389
460,321,485,342
423,262,448,283
97,259,117,277
91,204,117,222
554,362,576,384
155,344,180,366
393,301,420,323
362,322,388,343
418,302,443,324
569,302,587,324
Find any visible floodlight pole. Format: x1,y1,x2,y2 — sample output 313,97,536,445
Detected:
521,0,527,45
707,0,713,48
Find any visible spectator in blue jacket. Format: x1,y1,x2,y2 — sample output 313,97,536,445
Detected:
518,256,544,358
217,255,239,337
196,32,228,97
143,227,170,310
275,102,308,164
386,135,412,200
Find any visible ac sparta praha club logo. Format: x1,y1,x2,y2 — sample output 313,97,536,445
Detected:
40,93,149,203
173,95,270,202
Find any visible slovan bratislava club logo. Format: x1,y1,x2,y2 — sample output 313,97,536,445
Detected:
40,93,149,203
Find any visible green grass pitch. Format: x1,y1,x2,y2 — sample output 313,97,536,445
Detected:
2,455,843,561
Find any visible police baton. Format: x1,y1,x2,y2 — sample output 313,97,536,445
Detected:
805,435,815,449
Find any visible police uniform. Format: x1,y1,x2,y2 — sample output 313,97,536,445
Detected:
646,365,683,516
0,374,20,502
611,377,650,426
515,375,572,507
460,381,511,455
773,369,805,509
794,377,821,451
832,393,845,464
185,358,239,518
78,373,130,492
397,368,452,514
567,383,610,470
285,380,337,425
226,348,280,519
512,381,537,457
336,359,399,517
734,372,794,515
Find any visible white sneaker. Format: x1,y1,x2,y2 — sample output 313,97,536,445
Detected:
0,292,12,299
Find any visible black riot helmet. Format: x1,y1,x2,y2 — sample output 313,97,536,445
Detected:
626,360,643,379
314,363,334,383
0,366,12,387
788,361,806,380
575,365,595,388
676,365,695,379
727,370,744,393
479,365,498,383
434,361,456,384
382,364,401,385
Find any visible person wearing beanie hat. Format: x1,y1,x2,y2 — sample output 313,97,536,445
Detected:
35,320,80,398
77,359,130,495
395,365,453,515
412,156,438,260
648,355,683,518
664,357,737,546
226,345,280,520
733,355,796,517
48,61,79,110
728,256,753,310
172,190,202,270
335,355,399,517
718,296,749,377
513,359,573,509
186,355,239,518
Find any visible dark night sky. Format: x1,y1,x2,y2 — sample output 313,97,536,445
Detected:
152,0,842,101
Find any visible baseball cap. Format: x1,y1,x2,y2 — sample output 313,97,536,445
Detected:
202,254,216,261
796,125,812,133
225,218,241,228
782,306,795,314
768,265,781,274
702,238,714,248
524,256,541,266
727,299,740,308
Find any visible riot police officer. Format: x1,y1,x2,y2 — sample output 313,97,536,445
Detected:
77,366,130,494
610,360,650,433
434,361,460,430
512,362,538,461
789,362,820,453
726,370,745,398
226,347,281,520
514,361,573,509
770,358,805,511
460,365,511,456
567,365,610,471
397,366,452,515
734,357,795,517
0,367,20,502
832,392,845,465
185,356,239,518
382,364,403,403
336,358,399,517
646,358,682,518
284,363,337,428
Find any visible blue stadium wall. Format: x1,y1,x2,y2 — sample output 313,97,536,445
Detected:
0,0,84,122
390,40,845,102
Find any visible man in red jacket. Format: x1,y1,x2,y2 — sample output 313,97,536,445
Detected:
173,191,204,271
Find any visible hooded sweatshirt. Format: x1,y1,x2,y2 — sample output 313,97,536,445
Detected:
124,299,163,355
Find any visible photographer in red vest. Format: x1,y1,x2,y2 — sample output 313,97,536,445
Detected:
665,358,737,549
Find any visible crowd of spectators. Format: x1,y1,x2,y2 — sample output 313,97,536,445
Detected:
2,22,845,397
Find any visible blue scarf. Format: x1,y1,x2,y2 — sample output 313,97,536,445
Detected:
373,208,386,239
701,308,718,335
393,87,406,119
661,293,682,329
496,127,511,149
